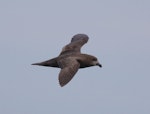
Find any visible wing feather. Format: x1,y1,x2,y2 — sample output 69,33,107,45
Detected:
58,58,80,87
59,34,89,55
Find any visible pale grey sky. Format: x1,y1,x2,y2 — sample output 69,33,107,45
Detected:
0,0,150,114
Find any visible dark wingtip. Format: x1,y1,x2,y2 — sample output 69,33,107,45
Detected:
60,85,64,87
59,82,66,87
71,34,89,42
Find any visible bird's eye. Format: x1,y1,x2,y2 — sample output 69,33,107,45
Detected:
92,58,97,61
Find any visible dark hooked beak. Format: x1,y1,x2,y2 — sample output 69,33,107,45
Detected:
97,63,102,67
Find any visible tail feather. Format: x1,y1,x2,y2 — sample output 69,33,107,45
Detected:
31,63,42,65
31,58,59,68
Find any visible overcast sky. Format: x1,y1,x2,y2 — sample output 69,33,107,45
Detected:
0,0,150,114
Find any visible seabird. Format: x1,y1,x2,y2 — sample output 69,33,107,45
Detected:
32,34,102,87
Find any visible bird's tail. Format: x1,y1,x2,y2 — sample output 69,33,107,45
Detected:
31,61,49,66
32,62,43,65
31,58,58,67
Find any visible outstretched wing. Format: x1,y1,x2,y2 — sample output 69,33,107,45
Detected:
57,57,80,87
59,34,89,55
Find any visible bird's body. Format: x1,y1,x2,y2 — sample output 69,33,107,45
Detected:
33,53,99,68
32,34,102,87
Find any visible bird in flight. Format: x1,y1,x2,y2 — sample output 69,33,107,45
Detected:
32,34,102,87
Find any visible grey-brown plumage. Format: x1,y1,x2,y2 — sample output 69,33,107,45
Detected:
32,34,102,87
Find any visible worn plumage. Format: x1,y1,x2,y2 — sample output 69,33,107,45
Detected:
32,34,102,87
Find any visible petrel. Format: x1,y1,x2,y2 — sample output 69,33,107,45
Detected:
32,34,102,87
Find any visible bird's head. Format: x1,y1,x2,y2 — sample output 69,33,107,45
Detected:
91,56,102,67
